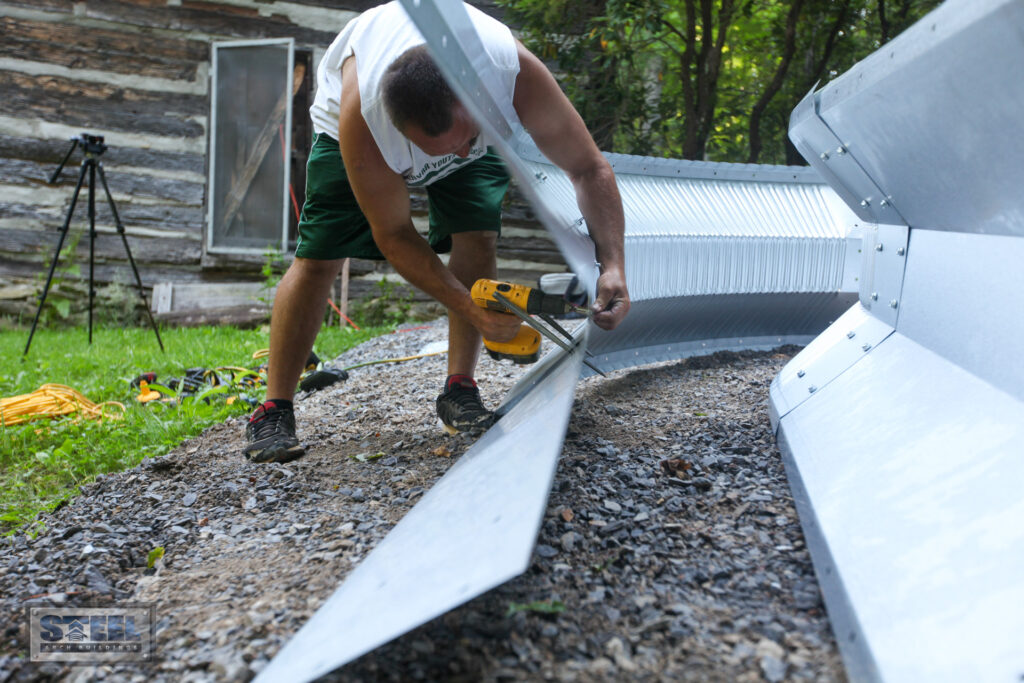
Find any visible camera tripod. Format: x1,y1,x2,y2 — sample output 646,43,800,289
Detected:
24,133,165,356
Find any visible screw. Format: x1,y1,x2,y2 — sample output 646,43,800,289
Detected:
808,385,817,393
862,343,872,351
847,331,856,339
871,292,879,301
836,146,846,155
861,199,870,208
820,151,829,160
897,247,905,256
880,199,889,207
875,243,884,252
890,299,899,309
797,370,806,378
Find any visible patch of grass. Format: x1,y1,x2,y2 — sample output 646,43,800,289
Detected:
506,600,566,617
0,322,390,533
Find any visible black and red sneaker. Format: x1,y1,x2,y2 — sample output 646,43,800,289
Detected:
244,400,305,463
435,375,496,435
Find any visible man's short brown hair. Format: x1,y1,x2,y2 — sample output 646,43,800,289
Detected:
381,45,456,137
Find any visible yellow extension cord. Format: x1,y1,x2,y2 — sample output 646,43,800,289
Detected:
1,347,447,426
0,384,125,426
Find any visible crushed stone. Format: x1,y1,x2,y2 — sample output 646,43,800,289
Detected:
0,318,845,682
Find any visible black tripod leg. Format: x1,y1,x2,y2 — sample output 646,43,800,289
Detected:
87,160,96,344
24,161,89,356
96,163,165,352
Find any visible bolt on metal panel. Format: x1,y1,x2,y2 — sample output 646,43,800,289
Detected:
857,224,909,328
788,88,906,227
769,303,895,428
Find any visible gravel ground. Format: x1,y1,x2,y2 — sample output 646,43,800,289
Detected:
0,318,845,682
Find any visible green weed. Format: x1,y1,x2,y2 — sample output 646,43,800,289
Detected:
506,600,566,617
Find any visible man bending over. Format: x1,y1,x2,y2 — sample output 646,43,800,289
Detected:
245,1,630,463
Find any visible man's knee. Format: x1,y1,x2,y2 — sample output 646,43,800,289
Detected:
451,230,497,253
287,257,344,282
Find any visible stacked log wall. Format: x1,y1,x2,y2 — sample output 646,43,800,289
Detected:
0,0,564,321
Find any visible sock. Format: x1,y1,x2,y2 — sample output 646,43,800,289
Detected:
445,374,477,392
252,398,293,420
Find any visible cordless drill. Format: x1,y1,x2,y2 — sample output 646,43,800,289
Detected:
470,275,588,364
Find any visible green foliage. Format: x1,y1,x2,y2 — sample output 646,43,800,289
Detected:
0,322,389,532
23,225,153,328
349,451,385,463
502,0,943,163
351,277,415,327
258,246,289,305
147,546,165,569
506,599,567,617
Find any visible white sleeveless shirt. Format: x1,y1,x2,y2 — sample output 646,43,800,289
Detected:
310,1,520,187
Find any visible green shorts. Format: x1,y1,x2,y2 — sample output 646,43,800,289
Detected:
294,133,510,261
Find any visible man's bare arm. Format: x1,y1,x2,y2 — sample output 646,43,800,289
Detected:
512,42,629,331
337,58,520,342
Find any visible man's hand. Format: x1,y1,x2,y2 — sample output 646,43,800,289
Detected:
591,268,630,331
513,42,631,332
469,307,522,343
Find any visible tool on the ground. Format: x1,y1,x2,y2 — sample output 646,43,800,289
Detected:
470,277,605,376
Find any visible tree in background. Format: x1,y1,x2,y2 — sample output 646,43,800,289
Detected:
502,0,942,164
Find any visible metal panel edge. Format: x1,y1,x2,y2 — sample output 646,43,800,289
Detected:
774,423,881,683
773,331,1024,681
586,334,817,379
787,88,906,226
254,343,586,683
513,134,826,185
770,303,894,426
810,0,1024,236
399,0,598,293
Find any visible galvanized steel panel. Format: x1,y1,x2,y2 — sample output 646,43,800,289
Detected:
567,159,858,374
623,235,848,299
773,0,1024,680
796,0,1024,237
587,292,856,377
769,302,894,427
787,88,907,227
254,343,586,683
898,229,1024,404
857,224,909,328
775,331,1024,682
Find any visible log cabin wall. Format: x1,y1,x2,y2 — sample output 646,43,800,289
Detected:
0,0,565,322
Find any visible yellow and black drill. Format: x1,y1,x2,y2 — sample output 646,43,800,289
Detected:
470,275,604,375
